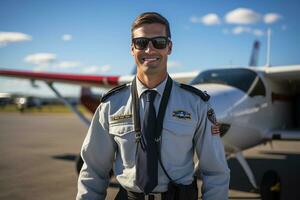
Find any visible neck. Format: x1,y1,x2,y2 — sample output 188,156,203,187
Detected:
137,71,167,89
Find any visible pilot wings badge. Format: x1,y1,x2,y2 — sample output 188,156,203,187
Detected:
172,110,191,120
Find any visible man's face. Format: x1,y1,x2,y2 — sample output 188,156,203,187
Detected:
131,23,172,77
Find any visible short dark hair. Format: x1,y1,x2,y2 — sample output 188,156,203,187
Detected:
131,12,171,39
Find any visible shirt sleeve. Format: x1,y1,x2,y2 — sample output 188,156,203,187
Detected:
76,104,116,200
194,101,230,200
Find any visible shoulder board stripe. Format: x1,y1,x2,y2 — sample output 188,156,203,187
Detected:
179,83,210,101
100,84,129,102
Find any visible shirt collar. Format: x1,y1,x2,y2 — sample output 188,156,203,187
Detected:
136,76,168,98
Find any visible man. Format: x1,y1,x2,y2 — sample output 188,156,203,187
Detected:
77,12,230,200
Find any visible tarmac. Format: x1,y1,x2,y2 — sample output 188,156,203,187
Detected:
0,112,299,200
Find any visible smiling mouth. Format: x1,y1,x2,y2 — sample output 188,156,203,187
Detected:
142,57,159,62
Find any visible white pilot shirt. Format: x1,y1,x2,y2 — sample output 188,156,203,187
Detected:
77,76,230,200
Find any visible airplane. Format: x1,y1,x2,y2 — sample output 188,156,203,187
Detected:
1,38,300,200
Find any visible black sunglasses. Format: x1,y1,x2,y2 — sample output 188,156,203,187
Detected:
132,36,170,50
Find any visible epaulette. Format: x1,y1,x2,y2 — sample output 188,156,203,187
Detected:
179,83,210,102
100,84,129,103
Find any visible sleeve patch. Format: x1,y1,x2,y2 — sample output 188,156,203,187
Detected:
207,108,220,135
211,123,221,135
207,108,217,124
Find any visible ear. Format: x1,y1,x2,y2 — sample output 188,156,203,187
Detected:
167,41,172,55
131,44,135,56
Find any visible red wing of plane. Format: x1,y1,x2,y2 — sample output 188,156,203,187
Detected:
0,69,197,88
0,69,123,88
0,68,198,116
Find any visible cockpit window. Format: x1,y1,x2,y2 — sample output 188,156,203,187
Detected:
190,68,266,96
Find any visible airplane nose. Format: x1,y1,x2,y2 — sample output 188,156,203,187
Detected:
195,83,246,137
197,83,245,120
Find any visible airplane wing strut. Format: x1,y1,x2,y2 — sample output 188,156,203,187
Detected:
47,83,90,127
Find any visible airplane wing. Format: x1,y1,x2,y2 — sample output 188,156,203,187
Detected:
265,130,300,141
0,69,198,88
263,65,300,82
0,69,125,88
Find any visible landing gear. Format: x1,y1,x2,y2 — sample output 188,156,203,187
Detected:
235,152,282,199
260,170,281,200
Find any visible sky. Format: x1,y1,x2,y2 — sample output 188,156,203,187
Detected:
1,0,300,97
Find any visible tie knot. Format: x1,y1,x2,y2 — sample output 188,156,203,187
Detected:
145,90,157,102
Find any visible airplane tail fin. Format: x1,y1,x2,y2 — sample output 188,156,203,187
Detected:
249,40,260,66
79,65,137,114
79,65,136,114
80,87,100,113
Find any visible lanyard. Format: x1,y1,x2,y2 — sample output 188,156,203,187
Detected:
131,75,174,181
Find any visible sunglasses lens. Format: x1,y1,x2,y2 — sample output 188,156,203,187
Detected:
133,37,169,50
133,38,149,50
152,37,168,49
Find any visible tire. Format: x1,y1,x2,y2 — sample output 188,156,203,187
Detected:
260,170,281,200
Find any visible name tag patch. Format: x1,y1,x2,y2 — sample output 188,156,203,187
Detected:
111,114,132,121
172,110,191,120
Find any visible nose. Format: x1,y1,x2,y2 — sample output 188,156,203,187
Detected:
145,41,155,53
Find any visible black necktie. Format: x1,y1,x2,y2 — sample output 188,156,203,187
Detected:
136,90,158,194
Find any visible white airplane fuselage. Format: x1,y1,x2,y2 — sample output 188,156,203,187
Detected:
192,68,293,155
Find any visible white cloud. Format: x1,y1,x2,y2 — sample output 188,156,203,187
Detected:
168,60,182,68
264,13,282,24
0,32,32,47
201,13,221,25
225,8,261,24
62,34,72,41
83,65,112,74
232,26,251,34
190,14,221,25
231,26,264,36
57,61,81,68
24,53,57,66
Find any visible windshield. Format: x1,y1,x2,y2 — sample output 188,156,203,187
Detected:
190,68,265,96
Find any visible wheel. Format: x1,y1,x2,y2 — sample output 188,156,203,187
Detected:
76,154,84,175
260,170,281,200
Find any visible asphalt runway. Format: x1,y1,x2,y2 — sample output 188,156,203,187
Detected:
0,112,299,200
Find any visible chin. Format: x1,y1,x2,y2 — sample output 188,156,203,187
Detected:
144,66,167,77
142,65,159,72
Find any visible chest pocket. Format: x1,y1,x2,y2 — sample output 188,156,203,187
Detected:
161,119,197,166
163,118,196,137
109,122,136,166
109,122,135,136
